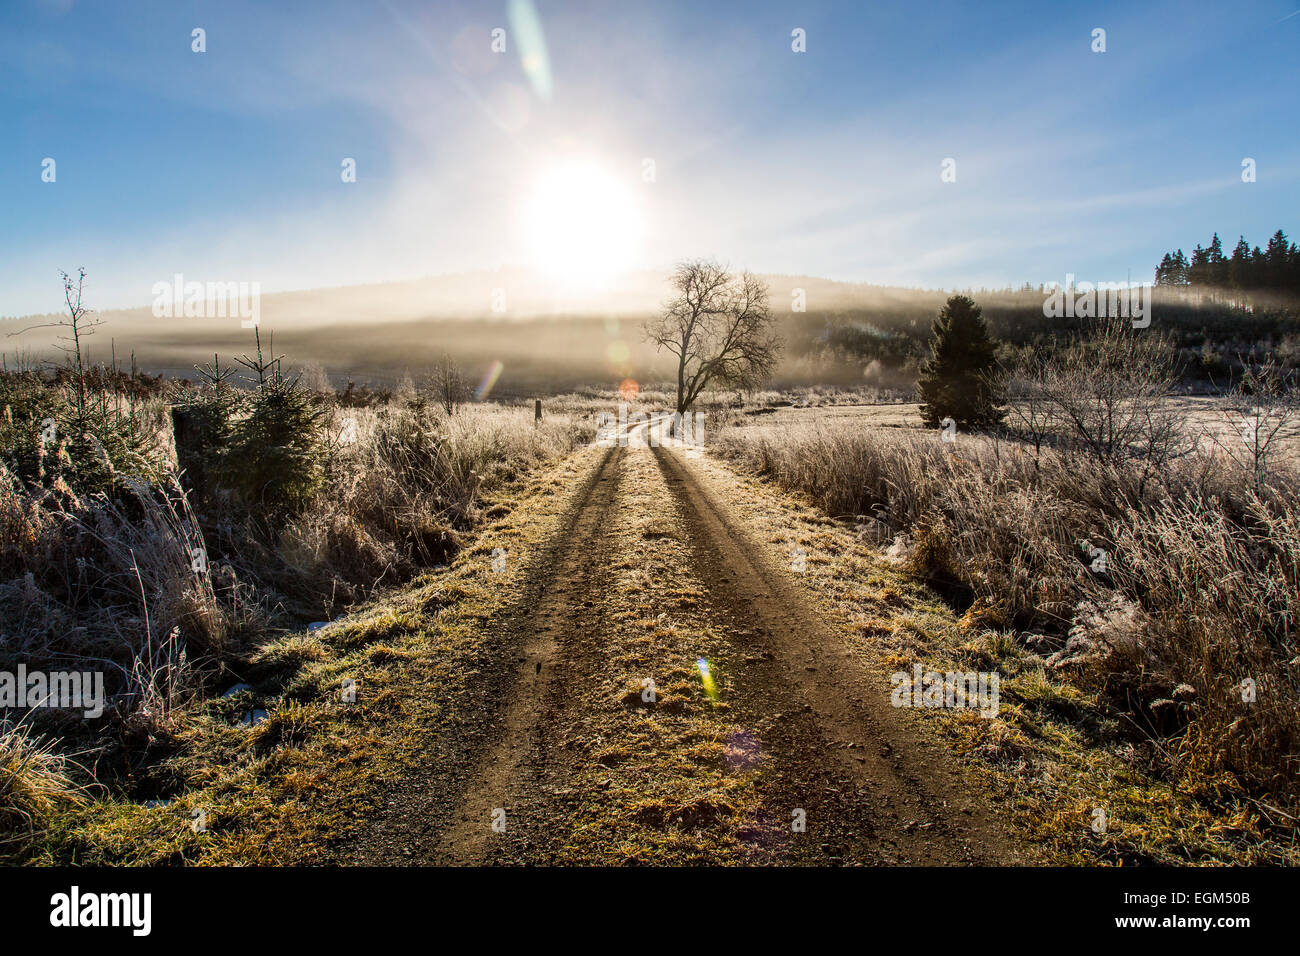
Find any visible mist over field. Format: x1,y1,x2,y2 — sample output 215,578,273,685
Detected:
5,268,933,389
8,268,1298,395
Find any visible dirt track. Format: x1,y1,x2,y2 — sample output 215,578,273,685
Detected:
359,426,1021,865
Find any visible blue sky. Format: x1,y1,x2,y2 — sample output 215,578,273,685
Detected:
2,0,1298,316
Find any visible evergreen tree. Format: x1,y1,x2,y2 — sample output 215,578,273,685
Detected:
1155,252,1174,285
221,373,323,520
1155,230,1298,294
1266,230,1291,288
1188,244,1209,286
916,294,1004,429
1172,249,1190,285
1229,237,1251,289
1207,232,1226,286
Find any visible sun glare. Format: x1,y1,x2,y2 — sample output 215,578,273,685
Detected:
519,160,644,287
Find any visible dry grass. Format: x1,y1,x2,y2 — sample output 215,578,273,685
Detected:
277,399,594,604
715,412,1300,815
0,721,88,846
689,435,1294,863
31,445,606,865
1,368,593,859
1109,495,1300,792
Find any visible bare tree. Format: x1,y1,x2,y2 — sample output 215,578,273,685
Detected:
9,268,102,431
1000,348,1055,467
1208,356,1299,492
1028,316,1185,469
430,352,469,415
644,259,780,413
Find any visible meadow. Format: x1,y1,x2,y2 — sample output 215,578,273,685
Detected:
3,279,1300,864
0,346,600,855
714,379,1300,857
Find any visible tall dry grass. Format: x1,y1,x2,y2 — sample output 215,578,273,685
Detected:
0,720,88,848
1108,494,1300,790
716,419,1300,803
276,398,592,602
1,367,592,846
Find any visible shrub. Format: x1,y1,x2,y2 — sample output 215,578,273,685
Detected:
1005,316,1184,469
0,370,160,496
219,375,323,521
170,358,241,502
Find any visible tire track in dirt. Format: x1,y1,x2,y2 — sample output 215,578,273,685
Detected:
650,441,1021,864
494,442,784,864
356,444,624,864
431,443,626,864
362,424,1021,865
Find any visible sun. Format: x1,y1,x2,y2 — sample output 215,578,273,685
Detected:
519,159,645,287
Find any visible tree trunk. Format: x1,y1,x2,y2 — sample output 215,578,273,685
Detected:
676,352,687,413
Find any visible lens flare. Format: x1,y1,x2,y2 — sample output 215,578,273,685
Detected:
507,0,552,101
696,657,719,701
475,360,504,401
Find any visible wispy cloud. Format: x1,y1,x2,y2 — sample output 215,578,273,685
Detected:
1,0,1297,316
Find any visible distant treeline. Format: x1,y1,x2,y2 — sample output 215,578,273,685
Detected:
1155,228,1299,294
791,293,1298,358
784,284,1300,388
781,233,1300,381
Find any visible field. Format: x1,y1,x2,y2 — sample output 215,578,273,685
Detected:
729,395,1300,453
4,317,1299,864
7,0,1300,936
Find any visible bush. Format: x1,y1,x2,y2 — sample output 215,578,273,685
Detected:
0,370,160,496
170,367,240,503
1007,316,1184,468
219,376,323,521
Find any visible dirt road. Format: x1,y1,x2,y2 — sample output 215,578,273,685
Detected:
359,421,1021,865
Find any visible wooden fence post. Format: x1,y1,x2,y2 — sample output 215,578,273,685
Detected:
535,398,542,426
